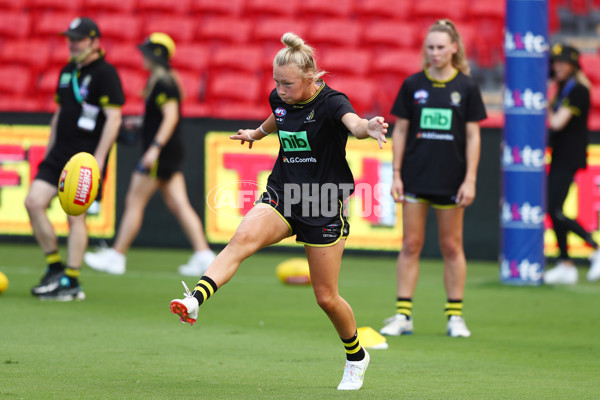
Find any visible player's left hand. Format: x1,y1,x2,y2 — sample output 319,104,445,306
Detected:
456,180,476,207
141,146,160,170
230,129,258,149
367,117,388,149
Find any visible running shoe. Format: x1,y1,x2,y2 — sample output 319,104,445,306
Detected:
544,262,578,285
38,275,85,301
84,248,126,275
170,281,199,325
446,315,471,338
178,250,216,276
587,249,600,282
31,267,64,296
379,313,413,336
337,350,370,390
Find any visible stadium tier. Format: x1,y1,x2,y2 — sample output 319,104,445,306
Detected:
0,0,598,127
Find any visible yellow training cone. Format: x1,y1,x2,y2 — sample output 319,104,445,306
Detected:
358,326,389,349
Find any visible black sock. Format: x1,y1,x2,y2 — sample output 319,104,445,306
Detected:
192,276,218,305
341,332,365,362
45,251,64,273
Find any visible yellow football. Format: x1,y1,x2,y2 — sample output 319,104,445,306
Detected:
0,271,8,294
276,258,311,285
58,152,100,216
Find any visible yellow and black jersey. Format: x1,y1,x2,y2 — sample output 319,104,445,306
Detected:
391,70,486,197
549,80,589,170
267,82,356,200
141,75,182,153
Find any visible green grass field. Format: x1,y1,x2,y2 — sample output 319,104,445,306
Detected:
1,243,600,399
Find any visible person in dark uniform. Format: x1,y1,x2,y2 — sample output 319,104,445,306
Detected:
169,32,388,391
25,17,124,301
543,43,600,284
380,19,486,338
84,33,215,276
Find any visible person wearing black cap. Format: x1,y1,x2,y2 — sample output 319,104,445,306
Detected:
25,17,124,300
544,43,600,284
84,33,215,277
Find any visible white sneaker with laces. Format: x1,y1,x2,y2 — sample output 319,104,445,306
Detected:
178,250,216,276
544,262,578,285
84,248,126,275
170,281,199,325
446,315,471,337
587,249,600,282
337,350,370,391
379,313,413,336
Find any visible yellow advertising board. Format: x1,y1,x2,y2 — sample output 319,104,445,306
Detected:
204,132,402,251
544,144,600,258
0,124,116,237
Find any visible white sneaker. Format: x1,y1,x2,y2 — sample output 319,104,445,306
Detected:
84,248,126,275
178,250,216,276
587,249,600,282
379,314,413,336
446,315,471,338
337,350,370,390
170,281,199,325
544,262,578,285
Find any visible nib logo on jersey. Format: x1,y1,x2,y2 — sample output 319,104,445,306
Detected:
500,257,543,283
501,142,545,172
504,87,546,115
505,30,548,57
501,199,544,229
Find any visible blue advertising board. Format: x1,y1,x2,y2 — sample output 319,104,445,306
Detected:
501,0,549,285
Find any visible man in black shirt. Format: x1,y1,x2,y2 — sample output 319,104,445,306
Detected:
25,17,124,301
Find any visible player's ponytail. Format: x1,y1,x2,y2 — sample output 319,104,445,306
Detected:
274,32,326,82
424,19,471,76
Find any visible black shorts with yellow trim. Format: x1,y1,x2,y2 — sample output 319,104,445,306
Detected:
136,149,183,181
404,192,458,209
256,191,350,247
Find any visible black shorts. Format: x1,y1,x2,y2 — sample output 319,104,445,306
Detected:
257,191,350,247
35,149,106,200
404,192,458,209
137,146,183,180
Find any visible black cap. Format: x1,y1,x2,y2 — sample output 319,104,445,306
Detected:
550,43,580,69
62,17,101,40
138,33,175,68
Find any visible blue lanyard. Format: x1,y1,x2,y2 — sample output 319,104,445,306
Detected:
71,69,83,104
553,77,576,112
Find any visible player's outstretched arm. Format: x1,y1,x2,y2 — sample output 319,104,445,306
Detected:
230,114,277,149
341,113,388,149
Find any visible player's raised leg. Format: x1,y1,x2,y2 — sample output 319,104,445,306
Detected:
170,204,291,325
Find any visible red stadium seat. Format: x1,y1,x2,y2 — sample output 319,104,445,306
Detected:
117,68,147,100
590,86,600,111
171,44,210,74
413,0,468,23
208,101,270,120
298,0,355,19
320,48,372,77
579,53,600,85
105,42,144,69
0,96,41,112
198,16,252,44
468,0,505,19
190,0,245,16
326,76,377,117
307,19,362,49
83,0,137,14
143,16,196,43
355,0,413,21
181,100,211,118
372,49,422,78
36,67,62,98
1,39,51,71
137,0,190,15
246,0,299,17
0,0,28,10
0,11,31,39
48,42,71,67
33,11,77,37
211,45,264,74
29,0,82,12
252,17,308,47
207,72,262,104
362,20,419,50
95,14,143,42
0,66,32,96
177,70,204,103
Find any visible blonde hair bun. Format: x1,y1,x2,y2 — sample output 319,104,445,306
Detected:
281,32,304,50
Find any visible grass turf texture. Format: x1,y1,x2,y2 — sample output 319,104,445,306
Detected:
1,243,600,399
